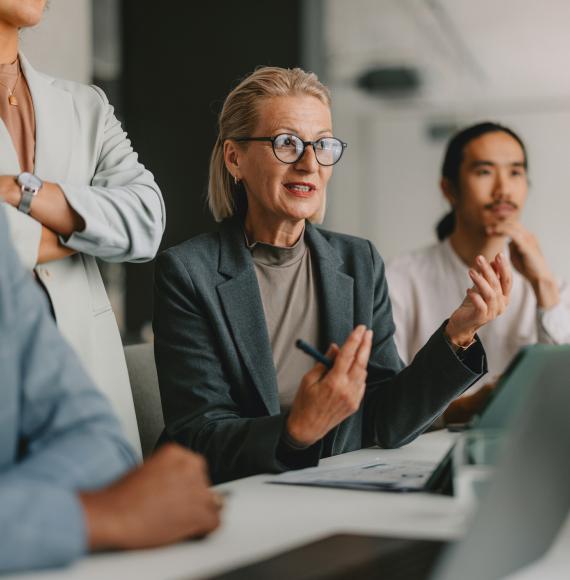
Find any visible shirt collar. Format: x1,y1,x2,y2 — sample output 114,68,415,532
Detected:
244,225,307,267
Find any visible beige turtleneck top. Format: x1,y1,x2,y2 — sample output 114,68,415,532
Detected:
249,231,321,409
0,57,36,173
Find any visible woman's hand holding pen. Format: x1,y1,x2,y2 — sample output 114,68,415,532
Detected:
286,325,373,447
445,253,512,348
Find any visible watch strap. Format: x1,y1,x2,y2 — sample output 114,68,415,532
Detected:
18,186,36,214
16,173,42,215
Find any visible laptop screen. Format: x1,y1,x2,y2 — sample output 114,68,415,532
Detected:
472,344,570,430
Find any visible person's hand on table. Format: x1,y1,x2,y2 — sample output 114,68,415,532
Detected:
80,444,222,551
486,222,559,309
445,253,512,349
286,325,373,447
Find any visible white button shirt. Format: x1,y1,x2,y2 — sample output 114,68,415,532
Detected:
386,239,570,392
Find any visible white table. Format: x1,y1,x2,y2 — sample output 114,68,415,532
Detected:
8,431,469,580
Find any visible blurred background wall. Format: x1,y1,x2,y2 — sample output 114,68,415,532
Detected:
324,0,570,279
21,0,570,341
20,0,92,83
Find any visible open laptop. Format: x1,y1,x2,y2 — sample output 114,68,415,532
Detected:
201,345,570,580
471,344,570,430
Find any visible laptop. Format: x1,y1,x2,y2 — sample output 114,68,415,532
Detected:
471,344,570,430
201,345,570,580
433,344,570,580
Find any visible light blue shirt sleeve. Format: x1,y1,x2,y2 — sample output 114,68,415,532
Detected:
0,205,138,572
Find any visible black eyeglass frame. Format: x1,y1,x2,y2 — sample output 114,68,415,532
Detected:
232,133,348,166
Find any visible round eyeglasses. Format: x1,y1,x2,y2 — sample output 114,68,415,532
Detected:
233,133,347,166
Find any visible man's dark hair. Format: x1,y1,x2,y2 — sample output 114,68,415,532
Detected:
436,122,528,241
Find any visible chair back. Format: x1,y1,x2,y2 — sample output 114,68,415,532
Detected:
124,342,164,458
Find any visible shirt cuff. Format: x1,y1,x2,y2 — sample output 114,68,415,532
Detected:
280,425,311,450
536,301,570,344
443,330,486,375
276,417,322,470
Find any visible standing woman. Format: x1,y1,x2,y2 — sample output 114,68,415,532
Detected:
0,1,165,454
154,67,511,483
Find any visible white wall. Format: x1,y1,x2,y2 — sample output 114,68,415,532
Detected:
322,0,570,284
326,91,446,260
20,0,92,83
325,92,570,283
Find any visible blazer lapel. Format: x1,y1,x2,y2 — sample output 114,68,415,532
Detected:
305,222,354,350
19,53,73,181
216,219,280,415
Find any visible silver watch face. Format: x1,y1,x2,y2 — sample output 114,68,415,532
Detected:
17,172,43,192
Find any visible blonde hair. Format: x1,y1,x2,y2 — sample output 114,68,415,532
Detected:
208,66,332,222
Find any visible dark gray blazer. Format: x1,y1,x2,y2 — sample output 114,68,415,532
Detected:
154,218,486,483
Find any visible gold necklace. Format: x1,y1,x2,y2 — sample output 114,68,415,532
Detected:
0,64,20,106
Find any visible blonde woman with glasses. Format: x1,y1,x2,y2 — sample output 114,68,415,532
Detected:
154,66,511,484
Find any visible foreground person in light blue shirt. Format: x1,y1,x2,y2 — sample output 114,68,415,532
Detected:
0,205,221,572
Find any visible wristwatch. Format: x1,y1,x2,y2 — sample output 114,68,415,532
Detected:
17,172,43,214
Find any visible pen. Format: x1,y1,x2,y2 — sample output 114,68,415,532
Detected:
295,339,333,369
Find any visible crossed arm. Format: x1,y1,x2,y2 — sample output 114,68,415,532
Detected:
0,175,83,263
0,85,165,269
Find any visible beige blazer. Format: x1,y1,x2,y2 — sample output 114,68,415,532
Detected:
1,55,166,456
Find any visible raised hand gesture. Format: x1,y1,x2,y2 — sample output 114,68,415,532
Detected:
445,253,511,347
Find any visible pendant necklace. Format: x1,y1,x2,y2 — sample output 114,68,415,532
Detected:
0,64,20,106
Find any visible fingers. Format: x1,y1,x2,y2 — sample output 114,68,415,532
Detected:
492,252,512,298
332,325,367,375
317,328,371,407
291,328,373,444
327,343,340,360
486,221,523,240
344,330,372,405
468,268,495,306
302,343,339,384
469,254,512,316
472,255,501,293
466,287,487,314
487,221,524,240
489,222,539,258
152,445,213,489
209,490,225,511
187,490,223,537
469,252,510,319
349,329,372,379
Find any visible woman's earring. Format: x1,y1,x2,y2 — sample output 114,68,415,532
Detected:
234,175,240,185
